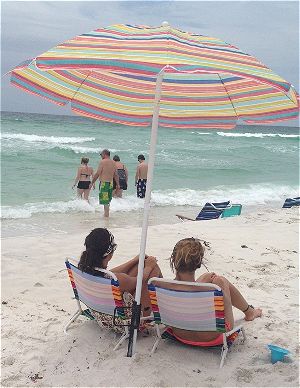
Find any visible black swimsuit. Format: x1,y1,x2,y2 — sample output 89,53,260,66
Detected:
77,168,91,190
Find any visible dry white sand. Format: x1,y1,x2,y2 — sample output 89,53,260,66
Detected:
1,208,299,387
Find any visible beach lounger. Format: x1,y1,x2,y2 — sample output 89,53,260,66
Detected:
282,197,300,208
176,201,242,221
64,258,130,350
148,278,246,368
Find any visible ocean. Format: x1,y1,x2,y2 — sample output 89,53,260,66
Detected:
1,111,299,236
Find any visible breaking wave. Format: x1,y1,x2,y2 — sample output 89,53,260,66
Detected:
217,132,299,138
2,184,298,219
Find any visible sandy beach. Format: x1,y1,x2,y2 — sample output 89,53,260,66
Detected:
1,207,299,387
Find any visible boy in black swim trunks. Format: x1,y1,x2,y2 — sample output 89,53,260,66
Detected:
135,154,148,198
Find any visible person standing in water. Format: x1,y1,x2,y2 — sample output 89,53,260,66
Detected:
90,149,120,218
135,154,148,199
112,155,128,198
72,157,94,202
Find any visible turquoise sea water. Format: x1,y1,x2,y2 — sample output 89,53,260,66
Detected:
1,111,299,234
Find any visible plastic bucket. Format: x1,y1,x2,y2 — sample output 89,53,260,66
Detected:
267,344,290,364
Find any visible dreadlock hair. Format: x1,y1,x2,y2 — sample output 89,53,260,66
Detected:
170,238,205,273
78,228,114,275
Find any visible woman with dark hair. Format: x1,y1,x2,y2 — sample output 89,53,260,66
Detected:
78,228,162,332
166,238,262,344
72,157,94,202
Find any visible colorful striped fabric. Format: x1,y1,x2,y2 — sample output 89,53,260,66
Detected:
10,23,299,129
66,261,125,318
148,283,226,332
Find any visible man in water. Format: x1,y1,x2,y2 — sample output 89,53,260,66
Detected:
91,149,120,217
135,154,148,198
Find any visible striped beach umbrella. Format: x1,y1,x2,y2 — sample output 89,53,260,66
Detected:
11,24,299,128
9,23,299,356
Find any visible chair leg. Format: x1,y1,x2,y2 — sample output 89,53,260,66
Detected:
241,327,247,342
220,346,228,368
113,328,129,351
150,324,161,355
64,309,82,334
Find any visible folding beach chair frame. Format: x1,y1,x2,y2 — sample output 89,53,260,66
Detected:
148,277,246,368
282,197,300,208
177,201,234,221
64,258,129,351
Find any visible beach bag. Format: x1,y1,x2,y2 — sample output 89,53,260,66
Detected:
117,167,127,190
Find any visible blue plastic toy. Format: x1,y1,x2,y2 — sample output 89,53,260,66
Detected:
267,344,290,364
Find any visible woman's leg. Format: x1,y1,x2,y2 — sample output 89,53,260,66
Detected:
127,262,163,317
140,263,163,316
116,189,123,198
83,189,91,202
77,188,84,199
211,276,235,330
197,274,262,324
225,281,262,321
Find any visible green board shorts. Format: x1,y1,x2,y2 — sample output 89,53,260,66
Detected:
99,181,113,205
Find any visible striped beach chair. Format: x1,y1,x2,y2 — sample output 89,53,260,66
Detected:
282,197,300,208
148,278,246,368
176,201,242,221
65,258,129,350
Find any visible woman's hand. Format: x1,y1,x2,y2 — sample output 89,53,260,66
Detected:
144,256,157,268
199,272,217,283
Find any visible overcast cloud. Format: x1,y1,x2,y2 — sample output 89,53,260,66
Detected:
1,1,299,126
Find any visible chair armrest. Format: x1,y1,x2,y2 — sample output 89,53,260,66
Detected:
207,201,232,210
225,324,243,336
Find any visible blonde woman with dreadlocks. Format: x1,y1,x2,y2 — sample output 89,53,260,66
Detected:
168,238,262,345
78,228,162,333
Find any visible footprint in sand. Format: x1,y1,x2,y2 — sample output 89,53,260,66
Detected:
235,367,254,384
44,318,61,336
2,355,15,366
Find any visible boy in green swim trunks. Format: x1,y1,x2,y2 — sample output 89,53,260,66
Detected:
91,149,120,217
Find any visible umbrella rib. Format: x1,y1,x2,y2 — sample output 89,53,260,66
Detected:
70,70,93,103
217,74,239,119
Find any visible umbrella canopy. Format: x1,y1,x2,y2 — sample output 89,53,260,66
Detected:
11,24,299,129
8,23,299,357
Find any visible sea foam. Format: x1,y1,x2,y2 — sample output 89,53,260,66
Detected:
217,132,299,138
1,132,96,144
2,184,298,219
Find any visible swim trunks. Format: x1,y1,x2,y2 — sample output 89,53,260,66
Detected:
136,179,147,198
99,181,113,205
113,168,127,190
77,181,90,190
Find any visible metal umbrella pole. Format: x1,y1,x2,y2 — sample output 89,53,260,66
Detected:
127,68,165,357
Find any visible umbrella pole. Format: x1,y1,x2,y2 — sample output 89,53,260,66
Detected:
127,69,164,357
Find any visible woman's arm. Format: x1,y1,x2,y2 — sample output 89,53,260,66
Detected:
72,167,81,188
90,168,95,189
110,255,139,274
114,256,157,293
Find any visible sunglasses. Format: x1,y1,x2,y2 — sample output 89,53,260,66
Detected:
103,231,117,257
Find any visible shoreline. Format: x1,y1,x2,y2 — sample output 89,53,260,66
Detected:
1,207,299,387
1,201,294,238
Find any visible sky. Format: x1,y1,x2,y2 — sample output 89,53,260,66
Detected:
1,0,299,126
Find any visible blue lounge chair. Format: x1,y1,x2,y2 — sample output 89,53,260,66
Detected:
282,197,300,208
176,201,242,221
